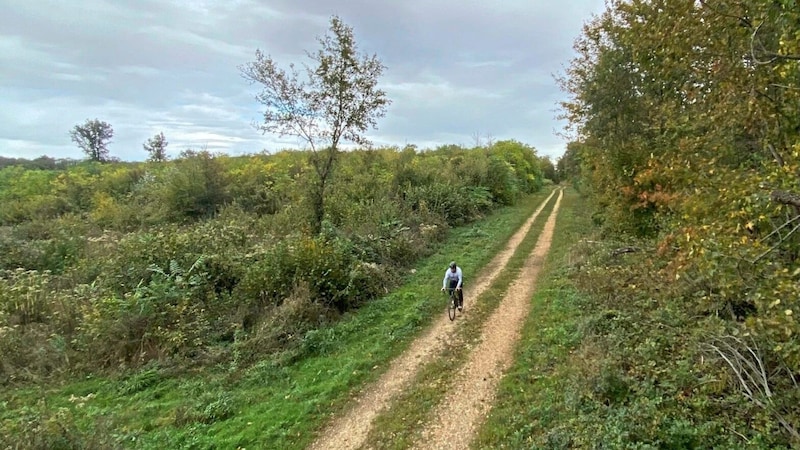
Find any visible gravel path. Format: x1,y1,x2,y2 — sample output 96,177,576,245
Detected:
307,189,559,450
411,189,563,449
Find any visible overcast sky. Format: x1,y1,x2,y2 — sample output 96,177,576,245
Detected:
1,1,606,162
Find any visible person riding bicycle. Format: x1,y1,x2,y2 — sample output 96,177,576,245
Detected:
441,261,464,311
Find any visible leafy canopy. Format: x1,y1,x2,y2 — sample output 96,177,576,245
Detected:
240,15,390,154
144,132,169,162
70,119,114,163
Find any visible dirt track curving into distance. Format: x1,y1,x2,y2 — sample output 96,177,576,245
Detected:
308,189,562,450
412,189,563,449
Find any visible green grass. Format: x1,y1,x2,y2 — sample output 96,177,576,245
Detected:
0,189,554,450
361,189,559,449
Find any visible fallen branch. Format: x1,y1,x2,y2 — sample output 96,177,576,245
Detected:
706,336,800,441
752,217,800,263
611,246,640,257
772,190,800,208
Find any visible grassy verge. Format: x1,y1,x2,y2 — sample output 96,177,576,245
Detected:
0,189,553,450
361,190,559,449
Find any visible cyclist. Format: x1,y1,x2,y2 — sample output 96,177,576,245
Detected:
441,261,464,311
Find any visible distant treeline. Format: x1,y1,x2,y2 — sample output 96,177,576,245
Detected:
0,155,81,171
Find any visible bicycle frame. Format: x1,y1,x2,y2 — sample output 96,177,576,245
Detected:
445,287,458,321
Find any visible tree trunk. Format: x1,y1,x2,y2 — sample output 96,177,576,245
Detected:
310,182,325,235
771,190,800,208
308,147,336,235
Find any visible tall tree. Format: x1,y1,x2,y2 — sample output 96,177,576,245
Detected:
144,132,169,162
70,119,114,162
240,15,390,234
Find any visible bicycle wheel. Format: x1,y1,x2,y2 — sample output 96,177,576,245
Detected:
448,290,457,321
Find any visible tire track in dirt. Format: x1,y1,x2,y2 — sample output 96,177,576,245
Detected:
411,189,563,450
307,189,558,450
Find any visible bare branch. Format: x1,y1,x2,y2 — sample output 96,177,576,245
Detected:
752,218,800,263
769,83,800,91
767,144,785,167
706,335,800,440
611,246,640,257
750,21,778,65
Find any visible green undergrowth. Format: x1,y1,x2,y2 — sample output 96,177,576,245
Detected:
474,189,795,449
362,190,560,449
0,190,553,450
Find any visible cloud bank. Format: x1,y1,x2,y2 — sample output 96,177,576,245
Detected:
1,1,606,161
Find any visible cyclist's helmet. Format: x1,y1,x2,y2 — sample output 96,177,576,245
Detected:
449,261,457,269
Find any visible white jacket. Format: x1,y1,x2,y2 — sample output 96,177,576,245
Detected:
442,266,463,289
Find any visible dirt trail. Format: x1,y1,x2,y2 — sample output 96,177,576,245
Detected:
307,189,559,450
412,189,563,450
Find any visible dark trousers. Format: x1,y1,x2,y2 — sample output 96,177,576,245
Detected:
448,279,464,307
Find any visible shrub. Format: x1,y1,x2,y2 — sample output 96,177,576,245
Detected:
485,156,520,204
232,281,333,365
403,183,491,226
0,269,53,326
0,401,119,449
174,392,235,425
157,151,230,221
78,257,214,367
236,235,368,313
0,222,85,273
118,367,164,395
90,191,139,230
0,269,83,383
0,325,63,385
226,157,291,215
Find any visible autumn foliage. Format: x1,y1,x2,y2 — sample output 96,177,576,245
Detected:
560,0,800,443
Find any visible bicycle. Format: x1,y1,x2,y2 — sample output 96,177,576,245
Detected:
444,286,461,321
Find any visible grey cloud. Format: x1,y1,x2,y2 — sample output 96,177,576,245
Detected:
0,0,606,161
